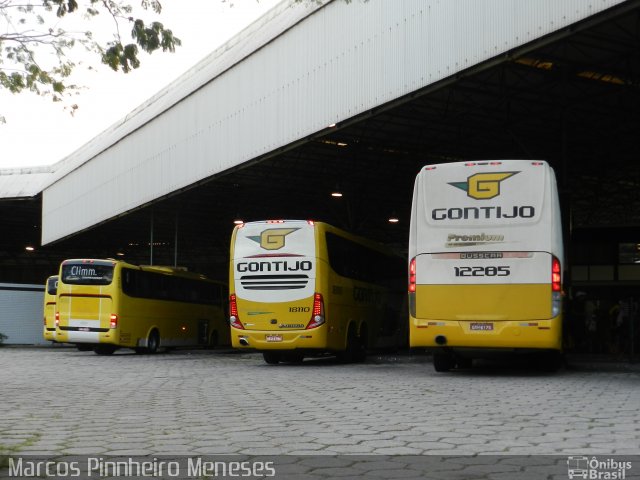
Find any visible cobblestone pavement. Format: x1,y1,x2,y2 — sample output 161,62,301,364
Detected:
1,346,640,478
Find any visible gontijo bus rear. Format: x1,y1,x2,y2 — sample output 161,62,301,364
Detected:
229,220,404,364
408,160,563,371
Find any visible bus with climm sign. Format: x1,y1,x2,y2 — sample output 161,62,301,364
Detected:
55,259,229,355
43,275,58,342
229,220,405,364
408,160,564,372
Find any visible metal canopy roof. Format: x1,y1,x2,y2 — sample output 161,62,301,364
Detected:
2,0,640,283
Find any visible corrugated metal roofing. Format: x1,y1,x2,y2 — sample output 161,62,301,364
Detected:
0,166,53,199
0,0,323,202
45,0,325,187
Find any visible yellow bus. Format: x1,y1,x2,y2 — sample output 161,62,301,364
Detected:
55,259,229,355
409,160,564,372
229,220,405,364
43,275,58,342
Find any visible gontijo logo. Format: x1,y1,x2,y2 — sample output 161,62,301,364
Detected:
449,171,519,200
248,228,299,250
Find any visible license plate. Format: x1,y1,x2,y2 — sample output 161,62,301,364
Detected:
79,327,91,332
470,323,493,331
266,334,283,342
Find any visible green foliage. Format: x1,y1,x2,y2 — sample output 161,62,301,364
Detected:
0,0,181,101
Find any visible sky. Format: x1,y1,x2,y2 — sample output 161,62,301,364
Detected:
0,0,281,169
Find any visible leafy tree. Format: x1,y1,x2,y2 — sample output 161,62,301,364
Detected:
0,1,181,104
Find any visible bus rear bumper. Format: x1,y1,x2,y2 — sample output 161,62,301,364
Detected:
43,329,57,342
409,316,562,351
231,327,327,350
55,329,119,345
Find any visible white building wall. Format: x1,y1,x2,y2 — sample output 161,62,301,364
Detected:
0,284,46,345
42,0,627,244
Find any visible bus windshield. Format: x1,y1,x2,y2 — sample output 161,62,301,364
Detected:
61,261,114,285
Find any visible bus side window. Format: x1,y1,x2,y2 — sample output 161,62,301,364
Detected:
326,231,400,286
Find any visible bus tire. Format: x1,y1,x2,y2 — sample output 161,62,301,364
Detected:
338,325,364,363
76,344,93,352
94,345,116,355
146,330,160,354
263,352,281,365
433,352,454,372
354,324,368,363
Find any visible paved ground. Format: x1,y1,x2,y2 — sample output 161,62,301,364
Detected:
1,346,640,478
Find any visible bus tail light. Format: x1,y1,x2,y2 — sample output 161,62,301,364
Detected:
43,316,46,326
409,258,417,293
551,256,561,292
551,256,562,317
110,314,118,329
55,312,59,328
229,294,244,330
409,257,417,318
306,293,325,329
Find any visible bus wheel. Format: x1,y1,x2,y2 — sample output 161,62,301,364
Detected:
147,330,160,354
339,326,364,363
354,325,367,363
76,344,93,352
433,352,454,372
94,345,116,355
263,352,281,365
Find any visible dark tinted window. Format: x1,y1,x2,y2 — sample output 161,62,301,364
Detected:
325,232,404,287
46,277,58,295
61,263,114,285
121,268,225,306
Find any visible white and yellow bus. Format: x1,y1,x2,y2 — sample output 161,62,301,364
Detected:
409,160,564,371
55,259,229,355
229,220,405,364
43,275,58,342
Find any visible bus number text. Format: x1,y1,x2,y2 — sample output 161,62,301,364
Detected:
454,266,510,277
289,306,310,313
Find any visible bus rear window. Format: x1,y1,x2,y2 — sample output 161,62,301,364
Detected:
61,263,114,285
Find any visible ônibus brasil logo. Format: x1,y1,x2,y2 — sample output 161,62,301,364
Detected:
567,456,632,479
448,171,519,200
248,228,299,250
